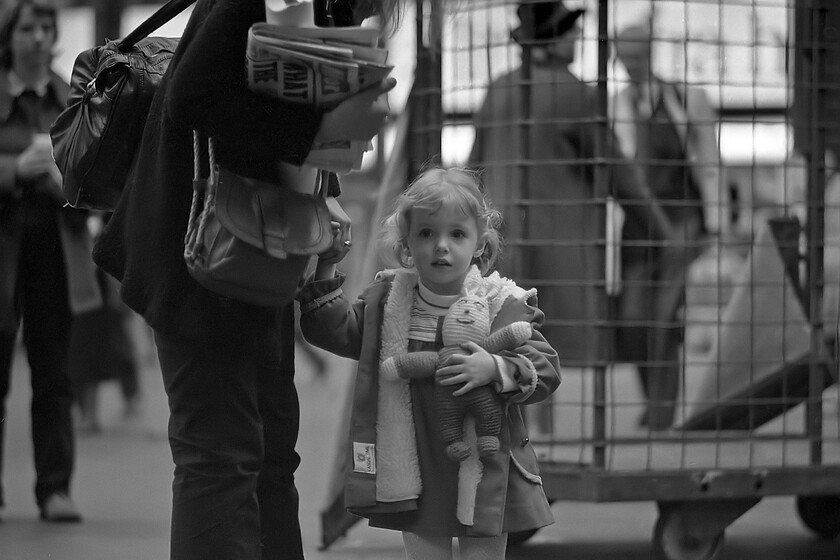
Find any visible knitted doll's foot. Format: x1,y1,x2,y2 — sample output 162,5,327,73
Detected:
477,435,500,457
445,442,472,462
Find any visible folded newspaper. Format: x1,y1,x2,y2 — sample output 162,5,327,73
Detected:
246,22,392,172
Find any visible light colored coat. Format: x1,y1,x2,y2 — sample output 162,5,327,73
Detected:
611,78,729,234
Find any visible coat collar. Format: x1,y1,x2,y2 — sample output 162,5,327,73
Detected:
0,69,69,122
375,265,530,329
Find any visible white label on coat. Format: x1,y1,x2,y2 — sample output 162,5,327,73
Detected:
353,442,376,474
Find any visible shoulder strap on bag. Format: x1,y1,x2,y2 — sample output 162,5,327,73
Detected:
118,0,196,52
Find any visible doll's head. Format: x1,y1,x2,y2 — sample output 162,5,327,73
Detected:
380,166,503,279
442,295,491,346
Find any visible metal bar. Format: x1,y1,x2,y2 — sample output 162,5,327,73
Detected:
804,0,828,467
589,0,611,471
541,464,840,503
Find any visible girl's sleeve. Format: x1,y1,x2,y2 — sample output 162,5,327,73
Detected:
165,0,322,178
492,293,562,405
297,272,365,360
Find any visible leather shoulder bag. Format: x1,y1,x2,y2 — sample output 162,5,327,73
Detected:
184,132,334,307
50,0,195,210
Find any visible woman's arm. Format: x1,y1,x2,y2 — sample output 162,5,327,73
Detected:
166,0,322,178
166,0,396,183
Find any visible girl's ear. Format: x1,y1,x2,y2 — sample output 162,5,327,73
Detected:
401,244,414,267
473,236,487,259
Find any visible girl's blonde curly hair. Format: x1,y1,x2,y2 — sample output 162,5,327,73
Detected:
379,166,503,275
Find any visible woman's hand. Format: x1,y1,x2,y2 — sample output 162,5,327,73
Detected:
313,77,397,145
436,342,500,397
16,139,65,202
314,197,352,278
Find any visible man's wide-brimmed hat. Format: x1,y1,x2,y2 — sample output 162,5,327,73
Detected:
511,1,585,45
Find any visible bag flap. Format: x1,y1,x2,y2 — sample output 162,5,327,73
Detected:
215,167,333,258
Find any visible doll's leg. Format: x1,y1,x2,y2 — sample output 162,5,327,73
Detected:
458,534,508,560
437,385,471,461
470,390,501,457
403,532,452,560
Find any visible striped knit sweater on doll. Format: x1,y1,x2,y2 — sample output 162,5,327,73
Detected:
381,294,532,461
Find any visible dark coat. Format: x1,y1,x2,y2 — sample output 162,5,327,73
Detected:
298,267,560,536
0,70,100,333
469,64,673,365
92,0,326,340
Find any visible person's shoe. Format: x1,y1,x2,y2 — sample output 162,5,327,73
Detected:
39,493,82,523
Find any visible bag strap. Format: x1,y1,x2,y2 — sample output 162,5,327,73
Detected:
118,0,196,52
184,131,215,259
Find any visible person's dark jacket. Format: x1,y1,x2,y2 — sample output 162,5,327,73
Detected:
0,70,100,333
93,0,328,340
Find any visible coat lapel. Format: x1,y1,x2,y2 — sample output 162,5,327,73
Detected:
374,269,422,502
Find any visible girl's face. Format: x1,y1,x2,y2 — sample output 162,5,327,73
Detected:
405,203,483,295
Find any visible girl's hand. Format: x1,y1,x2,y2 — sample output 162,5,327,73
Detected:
313,77,396,145
436,342,499,397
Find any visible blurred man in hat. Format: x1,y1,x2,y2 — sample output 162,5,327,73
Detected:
469,2,674,374
611,21,731,429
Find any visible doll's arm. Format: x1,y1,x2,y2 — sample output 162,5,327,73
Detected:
381,352,438,381
481,321,532,354
489,296,561,404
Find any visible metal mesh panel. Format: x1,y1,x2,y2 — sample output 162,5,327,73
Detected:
421,0,840,510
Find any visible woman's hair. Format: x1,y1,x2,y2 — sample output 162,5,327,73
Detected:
0,0,58,69
355,0,451,41
379,165,504,275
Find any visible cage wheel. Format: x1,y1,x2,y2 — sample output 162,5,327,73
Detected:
796,495,840,540
652,509,724,560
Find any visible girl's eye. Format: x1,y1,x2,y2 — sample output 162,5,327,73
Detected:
452,230,466,239
418,229,432,238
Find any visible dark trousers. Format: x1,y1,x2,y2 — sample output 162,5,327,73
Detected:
154,304,303,560
617,214,704,429
617,256,685,429
0,209,75,508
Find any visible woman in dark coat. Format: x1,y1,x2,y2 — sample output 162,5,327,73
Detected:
0,0,100,523
92,0,402,558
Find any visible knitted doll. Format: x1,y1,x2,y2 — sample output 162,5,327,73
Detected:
381,294,532,461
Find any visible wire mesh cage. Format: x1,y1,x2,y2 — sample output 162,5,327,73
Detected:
413,0,840,555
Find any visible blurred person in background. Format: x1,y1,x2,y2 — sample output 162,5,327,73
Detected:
469,1,674,375
611,21,731,429
69,260,142,435
0,0,100,522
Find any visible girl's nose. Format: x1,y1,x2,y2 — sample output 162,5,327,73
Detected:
435,239,449,253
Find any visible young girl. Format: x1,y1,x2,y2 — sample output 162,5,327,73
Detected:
298,166,561,559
